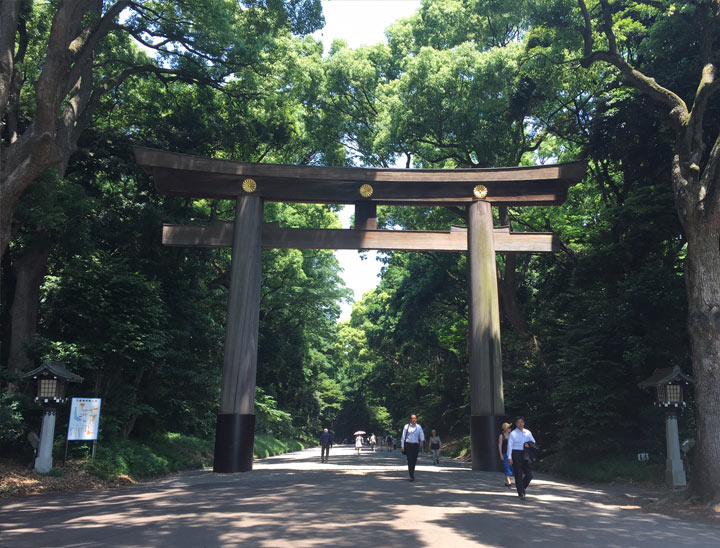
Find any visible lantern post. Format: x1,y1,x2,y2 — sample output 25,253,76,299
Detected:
639,366,692,488
22,360,83,473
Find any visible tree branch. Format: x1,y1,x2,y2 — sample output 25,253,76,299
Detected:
0,0,22,125
576,0,688,125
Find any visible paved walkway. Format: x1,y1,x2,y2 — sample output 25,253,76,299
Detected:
1,445,719,547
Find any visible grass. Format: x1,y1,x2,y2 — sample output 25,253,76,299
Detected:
254,434,309,458
88,433,215,479
438,437,665,485
1,433,312,497
441,435,471,459
88,433,309,480
538,452,665,484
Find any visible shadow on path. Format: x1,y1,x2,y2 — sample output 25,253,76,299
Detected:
1,445,719,547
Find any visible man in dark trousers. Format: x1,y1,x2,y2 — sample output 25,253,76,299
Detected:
319,428,333,463
506,416,536,500
400,414,425,482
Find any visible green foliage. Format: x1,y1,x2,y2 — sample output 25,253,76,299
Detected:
256,388,297,438
0,393,24,444
45,468,65,478
442,436,471,459
2,0,708,488
253,435,309,459
538,453,664,484
88,434,214,479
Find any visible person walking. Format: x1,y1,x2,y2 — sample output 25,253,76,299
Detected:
507,416,536,500
400,414,424,482
319,428,333,463
429,430,442,465
355,434,363,455
370,433,377,452
386,434,393,451
498,422,513,488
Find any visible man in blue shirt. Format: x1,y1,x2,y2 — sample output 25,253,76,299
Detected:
401,414,425,482
319,428,333,463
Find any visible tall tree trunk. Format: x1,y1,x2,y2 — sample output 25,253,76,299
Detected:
498,253,530,338
496,207,531,339
574,0,720,502
7,232,51,377
0,244,15,387
684,222,720,503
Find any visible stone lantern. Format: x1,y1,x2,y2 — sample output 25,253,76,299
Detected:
638,366,692,488
22,360,83,473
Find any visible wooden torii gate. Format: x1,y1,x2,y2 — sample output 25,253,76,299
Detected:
134,146,586,473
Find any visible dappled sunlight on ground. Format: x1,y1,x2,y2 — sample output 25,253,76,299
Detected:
1,445,719,547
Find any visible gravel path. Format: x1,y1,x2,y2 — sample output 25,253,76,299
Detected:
2,445,719,547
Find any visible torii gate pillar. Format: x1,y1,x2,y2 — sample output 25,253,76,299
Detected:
214,195,263,473
468,200,506,472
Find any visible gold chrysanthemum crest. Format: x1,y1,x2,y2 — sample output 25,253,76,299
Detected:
473,185,488,199
242,178,257,193
359,184,374,198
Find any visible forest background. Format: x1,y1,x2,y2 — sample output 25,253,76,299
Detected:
1,0,716,499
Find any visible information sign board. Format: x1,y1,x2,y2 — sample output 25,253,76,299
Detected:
67,398,102,441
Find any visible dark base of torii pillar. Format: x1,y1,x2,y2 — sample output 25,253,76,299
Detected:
213,195,263,473
470,415,508,472
467,199,506,473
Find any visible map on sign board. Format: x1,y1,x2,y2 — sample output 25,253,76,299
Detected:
67,398,102,441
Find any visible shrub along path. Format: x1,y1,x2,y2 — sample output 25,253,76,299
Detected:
1,445,719,547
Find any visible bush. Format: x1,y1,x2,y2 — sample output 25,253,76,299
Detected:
88,433,213,479
538,452,664,484
86,433,307,480
441,436,471,458
255,389,298,439
254,435,308,458
0,393,25,444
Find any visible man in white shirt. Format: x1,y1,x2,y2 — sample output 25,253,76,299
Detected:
401,414,425,482
506,416,536,499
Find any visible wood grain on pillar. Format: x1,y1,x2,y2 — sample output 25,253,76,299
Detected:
468,200,504,416
220,195,263,415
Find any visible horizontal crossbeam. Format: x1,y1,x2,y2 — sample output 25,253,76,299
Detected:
162,223,561,253
135,147,586,206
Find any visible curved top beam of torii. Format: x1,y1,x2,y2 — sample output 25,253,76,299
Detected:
133,147,586,207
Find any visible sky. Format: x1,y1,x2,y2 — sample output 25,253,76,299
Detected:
313,1,422,321
313,0,421,50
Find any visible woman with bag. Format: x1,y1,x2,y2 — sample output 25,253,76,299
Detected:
429,430,442,465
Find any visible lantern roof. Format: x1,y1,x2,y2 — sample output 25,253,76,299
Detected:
638,366,692,388
21,360,84,383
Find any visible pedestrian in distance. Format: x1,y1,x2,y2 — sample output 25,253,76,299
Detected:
507,416,536,500
386,434,393,451
370,433,376,452
401,414,425,482
355,434,363,455
498,422,513,488
319,428,333,463
429,430,442,465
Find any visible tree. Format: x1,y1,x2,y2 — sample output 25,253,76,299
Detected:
534,0,720,504
0,0,323,264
